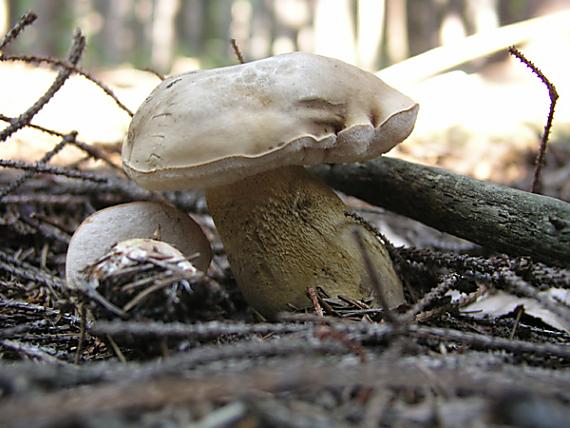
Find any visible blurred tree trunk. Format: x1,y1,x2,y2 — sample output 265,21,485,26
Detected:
385,0,408,64
230,0,253,55
406,0,440,57
466,0,498,33
248,0,273,59
179,0,204,56
273,0,310,55
151,0,181,72
498,0,532,25
0,0,8,36
356,0,385,70
439,0,467,46
33,0,63,57
101,0,134,65
314,0,355,63
200,0,233,63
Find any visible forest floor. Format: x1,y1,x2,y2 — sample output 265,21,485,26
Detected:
1,15,570,428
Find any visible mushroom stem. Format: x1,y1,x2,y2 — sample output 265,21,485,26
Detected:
205,165,404,317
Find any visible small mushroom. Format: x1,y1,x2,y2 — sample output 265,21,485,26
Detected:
122,52,419,318
79,237,208,320
84,237,197,281
66,201,212,290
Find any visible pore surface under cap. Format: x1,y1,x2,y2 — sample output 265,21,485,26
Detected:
123,52,419,190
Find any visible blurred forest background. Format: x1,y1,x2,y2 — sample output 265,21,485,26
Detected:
0,0,568,73
1,0,570,195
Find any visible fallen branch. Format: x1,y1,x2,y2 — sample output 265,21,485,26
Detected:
313,157,570,267
377,9,570,85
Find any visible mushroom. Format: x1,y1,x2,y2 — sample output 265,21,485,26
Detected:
83,237,198,281
122,52,419,318
66,201,212,290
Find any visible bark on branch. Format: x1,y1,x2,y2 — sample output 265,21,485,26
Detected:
312,157,570,267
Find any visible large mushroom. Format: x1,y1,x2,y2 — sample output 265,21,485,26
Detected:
122,52,418,318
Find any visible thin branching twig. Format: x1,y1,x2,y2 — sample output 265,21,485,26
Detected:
0,136,69,201
352,229,401,326
230,38,245,64
496,267,570,328
0,114,122,170
306,287,324,318
0,339,69,365
399,247,570,290
0,193,87,205
508,46,559,193
143,67,165,81
0,249,64,290
0,11,37,51
0,157,108,186
406,324,570,359
90,319,309,340
0,30,85,142
0,55,133,116
402,273,459,322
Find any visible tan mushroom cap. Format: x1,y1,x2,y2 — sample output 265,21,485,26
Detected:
122,52,419,190
65,201,212,288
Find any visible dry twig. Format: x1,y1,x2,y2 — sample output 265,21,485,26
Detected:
0,11,36,51
0,114,121,170
0,30,85,142
0,55,134,116
231,38,245,64
508,46,559,193
352,229,400,326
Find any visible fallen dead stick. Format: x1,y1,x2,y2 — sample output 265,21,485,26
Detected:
312,157,570,267
377,9,570,85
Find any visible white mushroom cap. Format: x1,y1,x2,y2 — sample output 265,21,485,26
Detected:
65,201,212,288
122,52,419,190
